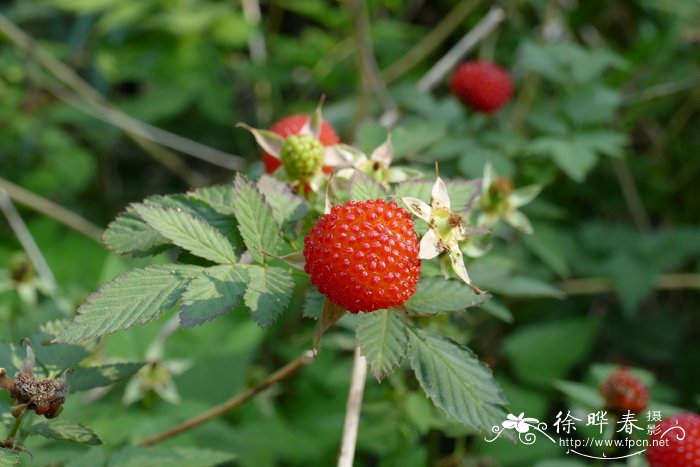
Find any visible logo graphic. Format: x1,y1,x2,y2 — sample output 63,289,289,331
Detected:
484,411,687,460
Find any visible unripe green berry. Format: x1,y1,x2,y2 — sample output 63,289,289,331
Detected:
280,134,324,181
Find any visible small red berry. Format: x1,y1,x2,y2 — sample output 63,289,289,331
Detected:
599,367,649,414
647,412,700,467
450,61,513,113
263,115,340,173
303,199,421,313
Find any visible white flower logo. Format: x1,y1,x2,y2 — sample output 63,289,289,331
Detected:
502,412,540,433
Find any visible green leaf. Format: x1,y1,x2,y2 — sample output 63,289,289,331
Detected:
187,184,236,215
480,299,513,323
68,362,144,392
523,223,571,277
503,318,598,387
232,174,282,263
408,328,507,433
478,275,564,299
257,175,308,224
527,137,598,182
244,266,293,328
553,381,604,409
135,206,237,264
302,287,325,319
349,172,389,201
108,446,235,467
0,448,20,466
356,310,409,381
103,194,241,258
179,265,248,327
404,276,488,314
29,419,102,445
103,207,170,257
55,265,201,343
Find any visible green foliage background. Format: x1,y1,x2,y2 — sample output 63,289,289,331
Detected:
1,0,699,465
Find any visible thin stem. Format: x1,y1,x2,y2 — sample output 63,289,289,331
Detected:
139,351,315,446
0,190,57,293
380,7,505,127
416,7,504,92
0,13,243,181
6,407,26,442
337,346,368,467
241,0,273,124
349,0,398,125
0,177,103,243
558,273,700,296
381,0,480,84
610,157,651,231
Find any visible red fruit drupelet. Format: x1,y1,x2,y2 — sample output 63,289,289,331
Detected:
450,60,513,114
647,412,700,467
303,199,421,313
599,367,649,414
263,115,340,173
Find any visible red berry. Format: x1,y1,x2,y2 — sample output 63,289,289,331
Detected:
599,368,649,414
647,412,700,467
263,115,340,173
450,61,513,113
303,199,421,313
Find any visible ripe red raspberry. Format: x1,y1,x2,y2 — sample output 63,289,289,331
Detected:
304,199,421,313
263,115,340,173
599,367,649,414
450,61,513,113
647,412,700,467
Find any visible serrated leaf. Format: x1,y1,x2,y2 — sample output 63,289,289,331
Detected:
257,175,308,224
68,362,144,392
29,419,102,445
108,446,235,467
356,310,409,381
0,449,20,466
244,266,293,328
349,171,389,201
103,207,170,257
55,265,201,343
405,276,488,314
187,184,235,215
179,265,248,327
409,328,507,433
232,174,282,263
302,287,325,319
103,194,241,258
135,206,237,264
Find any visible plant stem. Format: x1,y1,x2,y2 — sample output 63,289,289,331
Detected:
381,0,480,84
0,13,243,184
558,273,700,295
0,190,57,293
611,158,651,231
5,407,26,442
349,0,398,127
139,351,315,446
0,178,103,243
337,346,368,467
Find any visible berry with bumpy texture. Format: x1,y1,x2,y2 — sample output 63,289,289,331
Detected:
304,199,421,313
280,134,324,181
599,367,649,414
263,115,340,173
647,412,700,467
450,61,513,113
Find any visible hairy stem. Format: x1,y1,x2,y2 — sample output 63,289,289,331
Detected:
337,346,368,467
139,351,315,446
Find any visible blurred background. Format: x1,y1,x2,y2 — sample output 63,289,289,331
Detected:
0,0,699,465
